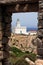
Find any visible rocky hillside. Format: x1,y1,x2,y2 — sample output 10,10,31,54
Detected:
8,33,37,53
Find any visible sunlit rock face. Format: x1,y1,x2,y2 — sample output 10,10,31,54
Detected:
35,59,43,65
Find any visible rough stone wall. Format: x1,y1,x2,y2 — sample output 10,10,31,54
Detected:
37,0,43,56
6,2,38,13
0,0,38,4
0,6,12,65
2,11,11,65
0,6,3,65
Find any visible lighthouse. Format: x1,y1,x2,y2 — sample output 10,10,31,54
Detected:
16,19,21,28
14,19,28,34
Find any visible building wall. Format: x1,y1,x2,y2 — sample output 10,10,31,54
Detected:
14,27,26,34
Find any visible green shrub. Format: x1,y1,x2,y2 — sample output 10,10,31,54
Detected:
10,47,36,62
11,47,22,52
10,47,25,57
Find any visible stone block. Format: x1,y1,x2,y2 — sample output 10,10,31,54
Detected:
37,38,43,48
38,12,43,16
6,23,11,28
39,0,42,4
0,41,3,49
5,27,11,31
5,32,11,37
38,20,43,28
37,48,43,56
3,51,9,59
39,2,43,8
38,25,43,29
38,14,43,20
2,37,9,44
39,9,43,12
0,31,3,40
38,29,43,37
4,30,11,37
0,51,3,60
5,17,11,23
39,9,43,11
3,43,10,51
4,27,11,37
39,2,43,6
38,16,43,20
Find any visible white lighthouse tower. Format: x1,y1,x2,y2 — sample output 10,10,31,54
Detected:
14,19,28,34
16,19,21,28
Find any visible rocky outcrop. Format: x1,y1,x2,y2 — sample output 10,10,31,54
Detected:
35,59,43,65
25,58,43,65
25,58,35,65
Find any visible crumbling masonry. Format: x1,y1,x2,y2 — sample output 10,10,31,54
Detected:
0,0,43,65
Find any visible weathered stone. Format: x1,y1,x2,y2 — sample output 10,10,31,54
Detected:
39,2,43,8
37,0,43,56
0,51,3,60
36,38,43,55
37,48,43,55
38,29,43,37
0,0,38,4
25,58,35,65
39,1,42,4
3,51,9,59
2,37,9,44
38,12,43,20
39,9,43,12
0,32,3,40
0,41,3,48
6,24,11,28
35,59,43,65
38,16,43,20
5,17,12,23
38,20,43,28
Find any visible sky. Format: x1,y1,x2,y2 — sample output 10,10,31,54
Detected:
12,12,38,29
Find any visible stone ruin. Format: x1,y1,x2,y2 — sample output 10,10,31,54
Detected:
0,0,43,65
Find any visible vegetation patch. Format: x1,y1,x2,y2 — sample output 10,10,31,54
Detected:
10,47,25,57
10,47,37,65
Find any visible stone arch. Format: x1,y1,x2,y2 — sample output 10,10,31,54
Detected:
0,0,43,65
